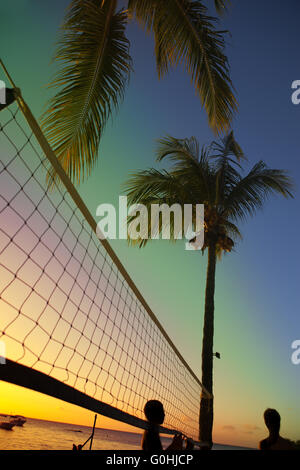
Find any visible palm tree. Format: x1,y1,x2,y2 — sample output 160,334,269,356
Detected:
41,0,236,185
123,132,294,446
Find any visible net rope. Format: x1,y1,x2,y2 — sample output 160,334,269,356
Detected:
0,102,201,440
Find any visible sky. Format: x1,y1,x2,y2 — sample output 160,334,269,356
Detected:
0,0,300,449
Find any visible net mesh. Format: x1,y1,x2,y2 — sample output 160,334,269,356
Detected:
0,102,201,440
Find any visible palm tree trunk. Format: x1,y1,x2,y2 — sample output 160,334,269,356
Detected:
199,242,217,447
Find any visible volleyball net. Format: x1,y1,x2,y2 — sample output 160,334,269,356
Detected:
0,79,206,442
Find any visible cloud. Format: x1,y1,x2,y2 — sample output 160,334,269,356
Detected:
243,424,261,431
222,425,235,431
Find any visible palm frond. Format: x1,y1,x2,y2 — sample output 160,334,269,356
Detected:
210,130,246,162
155,135,216,204
210,131,245,205
41,0,132,185
124,168,192,246
156,135,200,161
223,161,294,221
213,0,230,15
221,219,242,241
128,0,237,134
124,168,191,207
127,0,159,30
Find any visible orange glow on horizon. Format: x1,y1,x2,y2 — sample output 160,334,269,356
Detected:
0,380,263,449
0,380,140,435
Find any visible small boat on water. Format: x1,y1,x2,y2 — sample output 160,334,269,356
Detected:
0,419,15,430
9,415,26,427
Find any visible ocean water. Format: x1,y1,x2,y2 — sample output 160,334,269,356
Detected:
0,417,252,451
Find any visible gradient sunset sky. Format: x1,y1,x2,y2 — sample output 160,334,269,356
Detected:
0,0,300,448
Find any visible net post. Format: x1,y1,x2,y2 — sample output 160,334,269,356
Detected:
89,414,97,450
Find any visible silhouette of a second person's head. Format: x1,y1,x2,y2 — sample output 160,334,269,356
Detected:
259,408,295,450
263,408,281,436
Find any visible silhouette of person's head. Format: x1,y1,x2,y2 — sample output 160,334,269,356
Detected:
144,400,165,425
263,408,281,435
